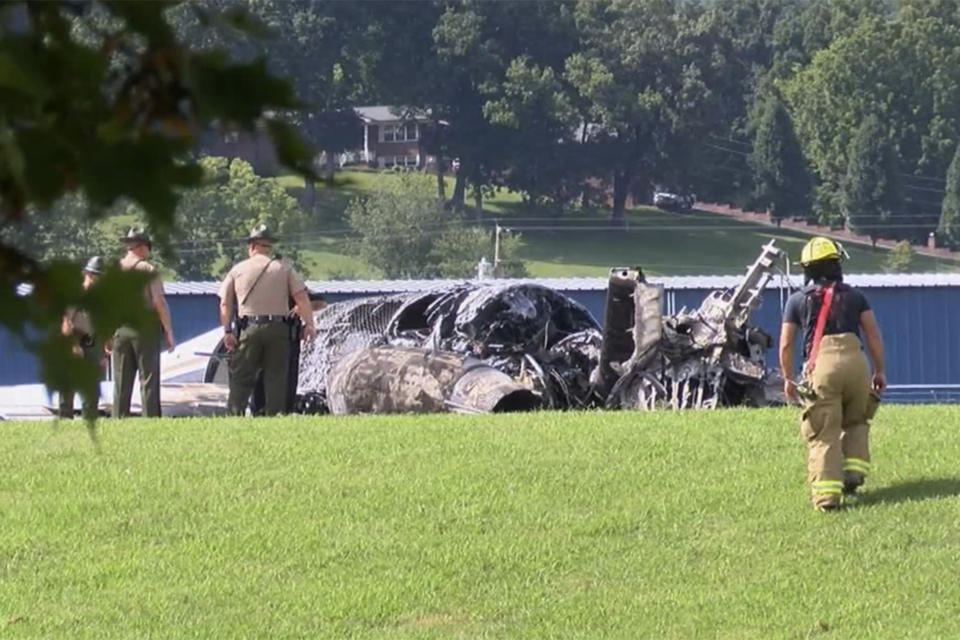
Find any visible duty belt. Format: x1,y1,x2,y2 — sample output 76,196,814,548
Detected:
241,314,288,326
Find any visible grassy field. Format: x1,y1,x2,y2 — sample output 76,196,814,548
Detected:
508,208,956,276
282,171,959,279
3,407,960,638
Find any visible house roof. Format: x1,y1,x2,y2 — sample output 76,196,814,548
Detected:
354,106,428,124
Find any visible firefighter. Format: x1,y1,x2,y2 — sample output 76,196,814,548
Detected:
779,237,886,511
218,225,317,416
59,256,105,419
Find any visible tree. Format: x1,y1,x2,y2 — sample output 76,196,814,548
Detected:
171,0,375,195
427,2,532,214
0,194,114,263
749,95,812,224
565,0,726,225
0,1,313,430
841,116,903,244
347,172,445,278
769,0,890,77
375,1,578,211
781,10,960,231
938,144,960,248
239,1,372,186
695,0,799,207
347,172,525,278
125,157,307,280
483,56,582,208
883,240,914,273
433,227,528,278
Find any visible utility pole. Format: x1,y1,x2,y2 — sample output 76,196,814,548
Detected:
493,222,502,276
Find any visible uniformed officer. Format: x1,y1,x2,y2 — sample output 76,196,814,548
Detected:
779,237,886,511
218,225,317,415
59,256,105,419
111,227,176,418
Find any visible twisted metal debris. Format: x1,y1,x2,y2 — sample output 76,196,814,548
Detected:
296,240,786,414
604,240,785,410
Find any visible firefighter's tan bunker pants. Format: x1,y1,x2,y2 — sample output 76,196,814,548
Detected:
801,333,879,508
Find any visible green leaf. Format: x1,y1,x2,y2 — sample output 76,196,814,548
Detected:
188,54,300,125
17,127,72,208
0,115,26,188
35,333,95,394
103,0,177,46
82,266,156,339
0,51,48,96
31,260,84,319
265,120,317,180
0,284,30,333
79,135,202,228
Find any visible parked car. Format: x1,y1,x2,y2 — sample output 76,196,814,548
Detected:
653,191,695,211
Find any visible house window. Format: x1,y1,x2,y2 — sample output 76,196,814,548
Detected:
383,155,418,168
381,122,418,142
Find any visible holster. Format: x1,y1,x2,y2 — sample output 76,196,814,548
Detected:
287,316,302,340
286,316,303,414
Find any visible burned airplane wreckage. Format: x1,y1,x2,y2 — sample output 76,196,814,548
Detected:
294,240,786,415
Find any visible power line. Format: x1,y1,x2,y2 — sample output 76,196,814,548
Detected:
704,139,953,188
707,135,752,150
902,183,945,195
703,142,750,157
81,211,954,255
900,172,946,185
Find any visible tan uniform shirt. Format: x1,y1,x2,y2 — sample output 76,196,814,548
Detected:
119,253,164,310
219,254,306,317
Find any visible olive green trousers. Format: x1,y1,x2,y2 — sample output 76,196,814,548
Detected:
112,325,161,418
228,322,290,416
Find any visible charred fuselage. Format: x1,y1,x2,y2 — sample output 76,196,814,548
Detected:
291,241,787,415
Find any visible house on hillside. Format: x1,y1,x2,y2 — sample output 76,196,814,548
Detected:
196,106,440,174
353,106,434,169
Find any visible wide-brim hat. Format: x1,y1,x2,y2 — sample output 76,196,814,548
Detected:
247,224,278,243
121,227,152,247
83,256,105,275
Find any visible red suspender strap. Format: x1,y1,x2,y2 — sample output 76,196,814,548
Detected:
805,283,835,374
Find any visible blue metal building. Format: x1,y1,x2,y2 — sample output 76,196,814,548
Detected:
3,274,959,401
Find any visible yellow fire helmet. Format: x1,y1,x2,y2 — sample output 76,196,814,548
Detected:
799,236,850,266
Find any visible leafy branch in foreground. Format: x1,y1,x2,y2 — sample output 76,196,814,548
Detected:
0,0,315,430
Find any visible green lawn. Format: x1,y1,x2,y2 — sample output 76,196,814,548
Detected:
3,407,960,638
285,170,958,279
511,207,957,277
